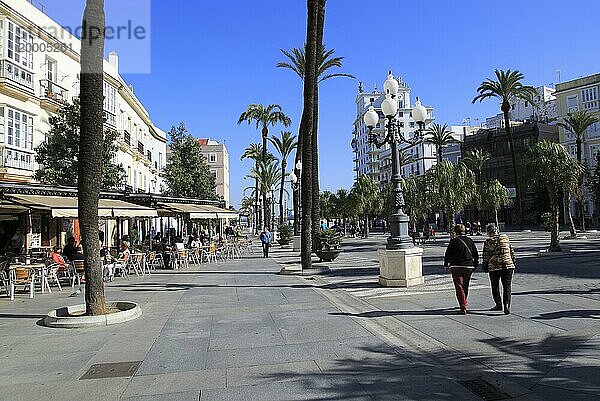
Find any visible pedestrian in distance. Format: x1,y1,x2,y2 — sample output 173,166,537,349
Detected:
482,223,516,315
259,227,272,258
444,224,479,314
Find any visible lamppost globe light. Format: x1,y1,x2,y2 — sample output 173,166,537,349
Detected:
412,97,427,123
290,171,298,184
383,72,399,96
381,94,398,118
363,106,379,128
295,160,302,171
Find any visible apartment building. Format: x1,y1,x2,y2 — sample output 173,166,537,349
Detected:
198,138,230,207
554,72,600,223
0,0,166,193
485,86,557,129
352,74,435,185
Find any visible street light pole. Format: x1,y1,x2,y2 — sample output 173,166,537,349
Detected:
290,160,302,236
363,72,428,250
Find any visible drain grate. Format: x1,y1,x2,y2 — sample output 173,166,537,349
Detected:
459,378,511,401
80,361,142,380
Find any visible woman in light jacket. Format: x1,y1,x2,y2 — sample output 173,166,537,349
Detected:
482,224,516,314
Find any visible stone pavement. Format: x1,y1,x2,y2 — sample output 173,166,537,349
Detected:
272,231,600,400
0,231,598,400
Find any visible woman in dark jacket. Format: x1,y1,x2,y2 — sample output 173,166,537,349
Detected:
444,224,479,314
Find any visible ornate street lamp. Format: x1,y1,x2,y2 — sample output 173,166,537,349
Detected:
363,72,428,250
291,160,302,235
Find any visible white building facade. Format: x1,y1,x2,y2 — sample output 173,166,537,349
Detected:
0,0,166,192
198,138,230,207
485,86,557,129
352,75,435,185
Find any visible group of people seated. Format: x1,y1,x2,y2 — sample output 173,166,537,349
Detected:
49,237,85,273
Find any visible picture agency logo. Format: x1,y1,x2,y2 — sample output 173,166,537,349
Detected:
27,0,152,74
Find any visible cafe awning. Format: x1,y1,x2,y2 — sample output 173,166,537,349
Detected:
156,202,238,219
3,194,157,218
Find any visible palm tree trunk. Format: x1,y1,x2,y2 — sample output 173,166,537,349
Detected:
310,0,326,243
550,202,561,252
262,127,269,229
503,103,523,228
566,194,576,237
279,161,286,225
576,138,586,231
494,208,499,229
254,172,259,234
300,0,319,269
437,145,442,163
79,0,106,316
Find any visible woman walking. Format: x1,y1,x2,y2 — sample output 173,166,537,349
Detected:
259,227,272,258
444,224,479,314
482,224,516,314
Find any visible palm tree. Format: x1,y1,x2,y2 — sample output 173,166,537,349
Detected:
319,191,334,226
330,188,353,236
480,180,512,228
425,123,457,163
79,0,106,315
463,148,491,220
277,23,353,242
250,160,282,230
473,69,537,227
238,104,291,228
524,141,584,252
429,161,476,231
241,144,271,233
269,131,298,225
350,174,379,238
402,175,432,229
558,110,599,231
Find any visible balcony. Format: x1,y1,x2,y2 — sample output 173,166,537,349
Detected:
123,130,131,146
104,110,117,128
40,79,68,103
0,59,35,93
0,147,35,172
137,141,144,155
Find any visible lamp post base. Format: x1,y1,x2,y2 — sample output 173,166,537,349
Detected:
378,248,424,287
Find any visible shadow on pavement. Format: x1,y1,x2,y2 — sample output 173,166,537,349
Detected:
534,310,600,320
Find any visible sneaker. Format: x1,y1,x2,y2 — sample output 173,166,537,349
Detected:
489,305,503,311
459,309,467,315
504,304,510,315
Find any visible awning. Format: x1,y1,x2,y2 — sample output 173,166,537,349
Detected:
3,194,157,218
157,202,238,219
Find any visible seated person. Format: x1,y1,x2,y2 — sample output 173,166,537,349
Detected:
49,246,69,271
157,239,172,268
103,241,130,281
190,235,201,249
62,237,77,261
175,241,185,251
72,245,85,261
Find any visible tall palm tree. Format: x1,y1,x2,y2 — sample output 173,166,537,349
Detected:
350,174,379,238
473,69,537,227
429,161,476,231
558,110,599,231
463,148,491,220
297,0,321,270
250,160,282,230
425,123,456,163
238,104,291,228
79,0,106,315
277,20,353,242
269,131,298,225
241,144,275,233
331,188,353,236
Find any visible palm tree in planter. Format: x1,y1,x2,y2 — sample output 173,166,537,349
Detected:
277,42,355,241
480,179,512,228
473,69,537,227
269,131,297,225
463,148,491,221
425,123,457,163
79,0,106,315
331,188,353,236
558,110,599,231
429,161,476,231
349,174,379,238
314,228,342,262
238,104,291,228
524,141,584,252
241,144,275,232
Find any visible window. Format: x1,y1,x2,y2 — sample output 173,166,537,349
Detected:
210,169,217,179
6,108,33,150
582,87,598,110
567,95,579,112
524,101,529,107
103,82,117,114
7,21,33,69
409,122,415,128
46,58,56,82
511,104,515,110
147,150,152,161
209,153,217,163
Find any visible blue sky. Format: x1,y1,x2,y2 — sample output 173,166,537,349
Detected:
42,0,600,207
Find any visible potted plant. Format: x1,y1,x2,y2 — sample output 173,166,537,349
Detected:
277,223,293,246
314,228,342,262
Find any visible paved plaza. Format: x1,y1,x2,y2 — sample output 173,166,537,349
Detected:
1,231,599,400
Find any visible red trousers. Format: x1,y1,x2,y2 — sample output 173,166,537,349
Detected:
451,267,474,311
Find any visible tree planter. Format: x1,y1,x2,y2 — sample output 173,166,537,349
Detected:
43,301,141,328
315,249,340,262
278,239,291,246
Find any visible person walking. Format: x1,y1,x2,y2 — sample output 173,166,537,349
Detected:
482,224,516,314
259,227,272,258
444,224,479,314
